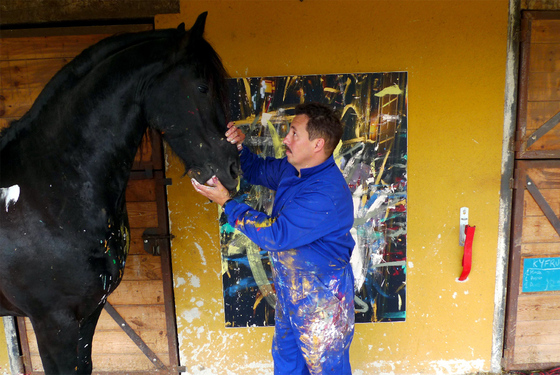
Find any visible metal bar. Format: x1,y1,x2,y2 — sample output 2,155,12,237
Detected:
154,170,181,371
526,175,560,237
525,110,560,148
103,302,168,371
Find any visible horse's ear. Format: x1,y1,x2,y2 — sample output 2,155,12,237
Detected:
177,23,186,32
189,12,208,41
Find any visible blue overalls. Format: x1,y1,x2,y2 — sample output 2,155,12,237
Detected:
224,146,355,374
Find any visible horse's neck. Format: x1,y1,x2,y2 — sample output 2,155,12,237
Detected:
14,94,147,199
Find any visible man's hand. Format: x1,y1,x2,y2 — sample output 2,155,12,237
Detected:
226,122,245,151
191,176,231,206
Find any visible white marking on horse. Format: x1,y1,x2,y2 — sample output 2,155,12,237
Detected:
0,185,20,212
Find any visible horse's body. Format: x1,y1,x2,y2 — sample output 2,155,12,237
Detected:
0,13,239,374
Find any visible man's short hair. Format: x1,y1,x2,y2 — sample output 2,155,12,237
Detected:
295,102,343,156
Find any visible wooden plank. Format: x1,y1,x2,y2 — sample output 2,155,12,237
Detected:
514,343,560,365
526,167,560,188
522,2,560,11
523,189,560,217
521,101,560,152
96,305,167,331
130,228,148,255
531,19,560,43
521,242,560,256
526,102,560,131
126,179,157,202
529,43,560,73
108,280,164,305
0,58,69,118
27,329,169,357
0,34,108,61
24,318,169,373
517,294,560,321
521,216,560,243
0,0,179,26
516,320,560,346
528,72,560,102
126,201,158,229
29,353,165,373
93,330,169,356
122,254,163,281
88,353,168,372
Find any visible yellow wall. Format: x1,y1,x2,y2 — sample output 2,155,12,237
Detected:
158,0,510,374
0,320,9,375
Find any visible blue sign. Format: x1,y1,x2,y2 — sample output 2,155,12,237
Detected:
522,257,560,293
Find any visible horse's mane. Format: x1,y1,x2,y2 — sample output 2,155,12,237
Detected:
0,26,229,151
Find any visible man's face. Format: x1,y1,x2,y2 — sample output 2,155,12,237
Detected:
282,114,317,172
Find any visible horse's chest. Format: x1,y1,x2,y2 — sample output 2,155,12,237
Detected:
99,221,130,276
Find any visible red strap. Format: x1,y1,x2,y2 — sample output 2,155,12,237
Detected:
459,225,475,281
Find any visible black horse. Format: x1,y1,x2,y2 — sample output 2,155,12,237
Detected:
0,13,239,374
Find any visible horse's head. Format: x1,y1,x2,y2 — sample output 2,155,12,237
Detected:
144,13,240,191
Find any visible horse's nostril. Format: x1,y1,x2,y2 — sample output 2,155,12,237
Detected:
230,161,241,179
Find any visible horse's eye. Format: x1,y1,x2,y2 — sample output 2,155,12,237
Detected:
198,85,209,94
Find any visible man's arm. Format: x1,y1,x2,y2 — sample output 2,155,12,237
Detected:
225,186,340,252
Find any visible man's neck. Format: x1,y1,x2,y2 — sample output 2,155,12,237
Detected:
295,154,330,177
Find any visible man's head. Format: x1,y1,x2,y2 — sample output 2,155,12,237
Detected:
295,102,343,157
282,103,343,174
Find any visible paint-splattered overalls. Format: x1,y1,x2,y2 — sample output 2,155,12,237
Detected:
224,146,355,374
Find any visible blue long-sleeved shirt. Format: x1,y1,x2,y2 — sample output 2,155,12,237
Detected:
224,145,355,273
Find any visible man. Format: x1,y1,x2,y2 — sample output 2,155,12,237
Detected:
192,102,355,374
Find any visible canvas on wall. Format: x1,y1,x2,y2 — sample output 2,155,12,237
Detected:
220,72,407,326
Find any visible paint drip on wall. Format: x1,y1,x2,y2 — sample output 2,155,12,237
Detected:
221,73,407,326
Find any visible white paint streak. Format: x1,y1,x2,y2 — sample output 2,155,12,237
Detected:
1,185,20,212
261,112,273,126
428,359,485,375
193,242,207,265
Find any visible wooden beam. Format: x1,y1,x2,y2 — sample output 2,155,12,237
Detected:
0,0,180,26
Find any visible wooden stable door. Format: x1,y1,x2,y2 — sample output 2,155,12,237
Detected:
1,29,180,374
504,11,560,371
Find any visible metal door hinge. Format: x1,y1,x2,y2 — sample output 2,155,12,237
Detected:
142,228,174,256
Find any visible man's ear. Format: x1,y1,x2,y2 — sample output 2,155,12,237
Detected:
314,138,326,153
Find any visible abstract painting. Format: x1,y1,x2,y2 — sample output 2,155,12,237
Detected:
220,73,407,326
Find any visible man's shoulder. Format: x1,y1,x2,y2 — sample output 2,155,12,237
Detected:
301,170,351,198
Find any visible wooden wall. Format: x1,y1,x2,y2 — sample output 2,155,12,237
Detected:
504,11,560,371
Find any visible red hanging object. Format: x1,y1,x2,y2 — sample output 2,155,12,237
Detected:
459,225,475,281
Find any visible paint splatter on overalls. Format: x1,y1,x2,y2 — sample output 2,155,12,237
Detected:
271,250,354,375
